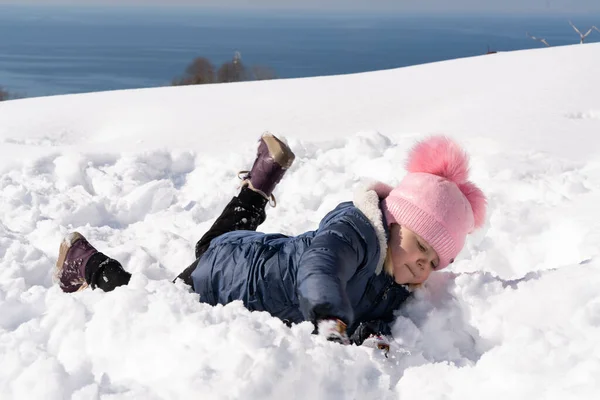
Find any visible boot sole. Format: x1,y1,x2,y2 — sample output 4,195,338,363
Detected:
54,232,89,292
262,132,296,169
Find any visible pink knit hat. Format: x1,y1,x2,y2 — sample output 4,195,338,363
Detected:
379,136,487,269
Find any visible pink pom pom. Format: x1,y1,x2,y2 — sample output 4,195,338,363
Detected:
406,136,470,184
406,135,487,230
458,181,487,229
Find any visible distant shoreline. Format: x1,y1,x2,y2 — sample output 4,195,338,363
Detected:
1,8,599,99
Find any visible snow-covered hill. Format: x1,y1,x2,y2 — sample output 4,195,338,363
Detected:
1,44,599,399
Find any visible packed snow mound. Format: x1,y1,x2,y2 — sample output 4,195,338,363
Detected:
1,44,600,399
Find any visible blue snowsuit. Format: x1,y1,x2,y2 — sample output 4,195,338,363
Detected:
190,186,411,336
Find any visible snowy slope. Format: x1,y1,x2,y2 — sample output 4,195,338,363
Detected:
1,43,600,399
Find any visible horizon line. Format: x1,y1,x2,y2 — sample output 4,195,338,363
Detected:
1,3,600,17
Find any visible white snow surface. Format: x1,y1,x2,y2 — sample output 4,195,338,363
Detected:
1,44,600,399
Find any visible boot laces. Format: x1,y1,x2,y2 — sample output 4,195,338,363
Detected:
237,171,277,207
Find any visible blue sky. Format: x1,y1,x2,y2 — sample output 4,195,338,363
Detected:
0,0,599,13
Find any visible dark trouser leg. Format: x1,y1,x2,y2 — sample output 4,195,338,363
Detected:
86,252,132,292
84,187,267,292
175,186,268,287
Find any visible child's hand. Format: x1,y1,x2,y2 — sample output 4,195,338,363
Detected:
361,334,391,356
316,318,350,345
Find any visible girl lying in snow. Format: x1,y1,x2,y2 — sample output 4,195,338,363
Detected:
54,133,486,351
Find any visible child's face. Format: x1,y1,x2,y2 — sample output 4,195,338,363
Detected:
388,224,439,285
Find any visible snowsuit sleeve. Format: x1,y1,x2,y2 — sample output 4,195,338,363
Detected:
296,209,378,325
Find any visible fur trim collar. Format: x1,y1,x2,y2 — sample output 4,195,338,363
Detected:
352,181,392,275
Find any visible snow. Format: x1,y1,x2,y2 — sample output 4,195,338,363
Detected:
1,43,600,399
